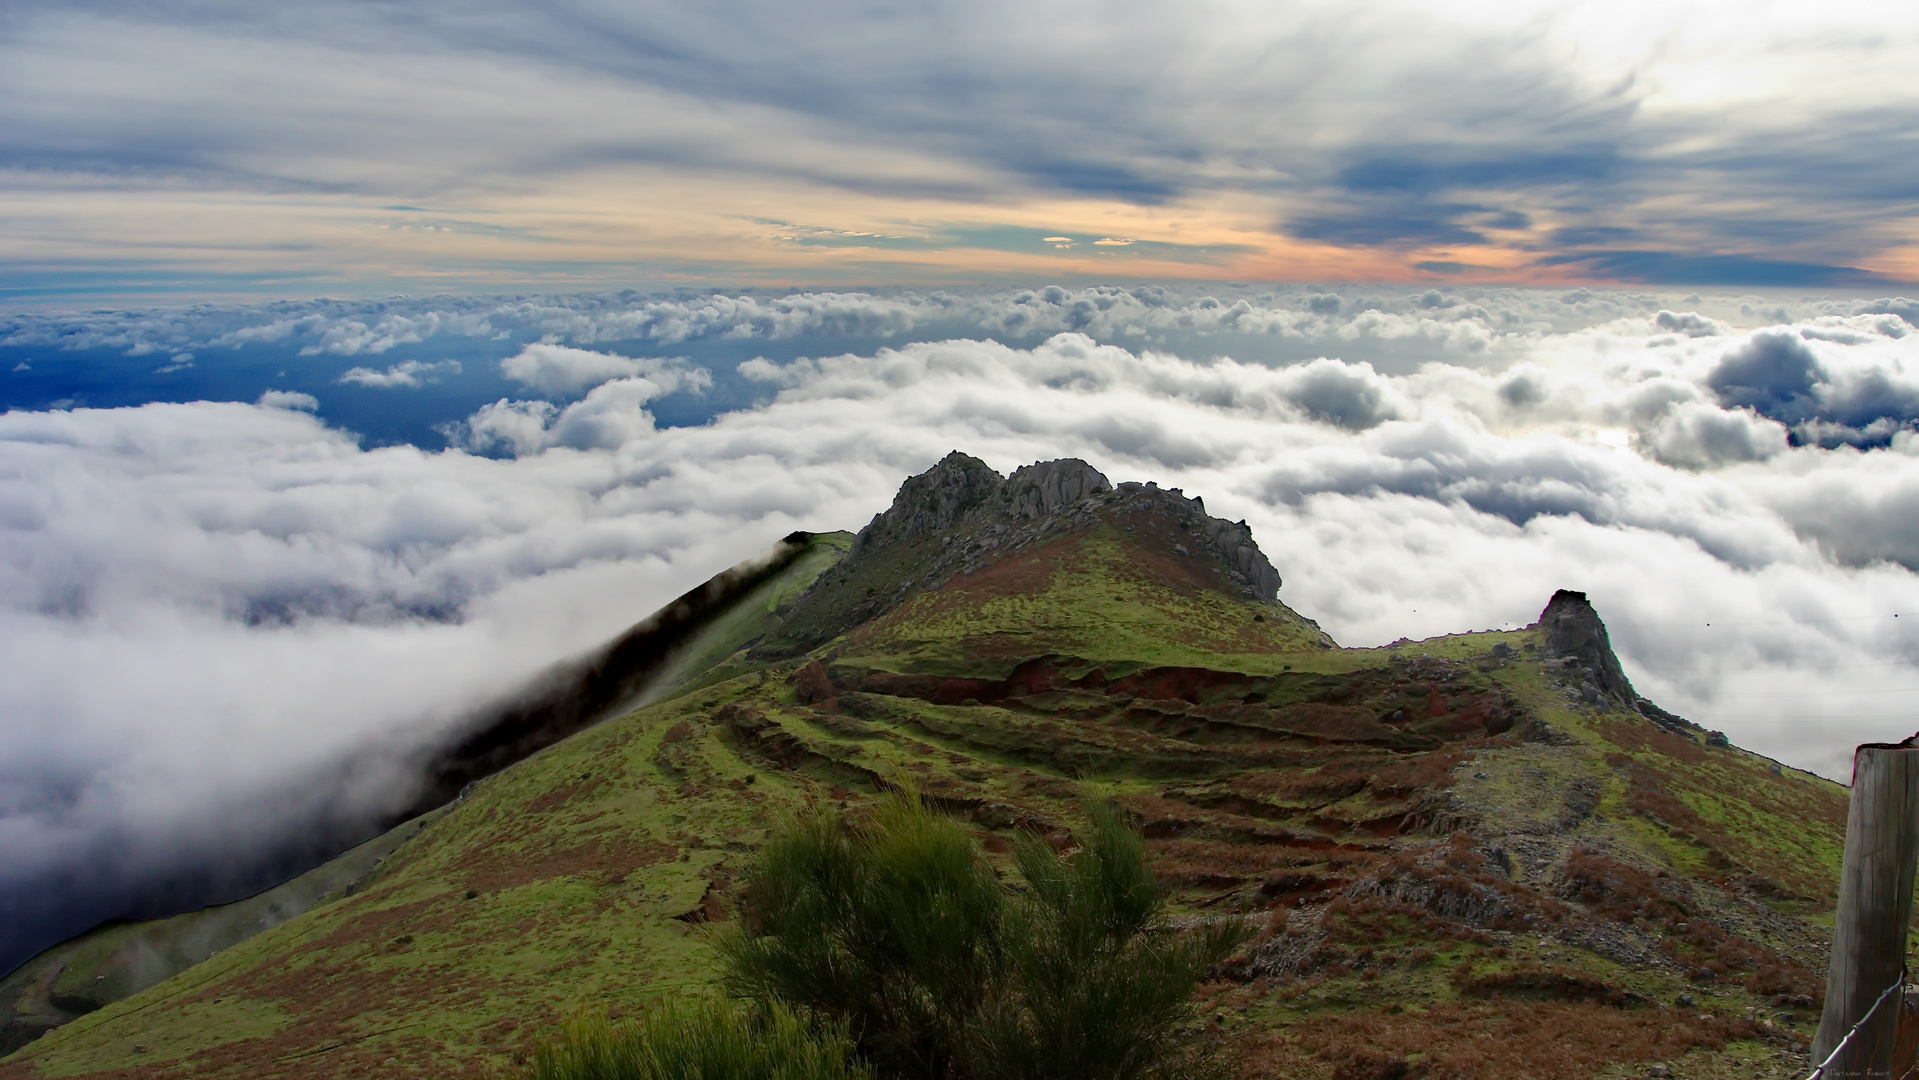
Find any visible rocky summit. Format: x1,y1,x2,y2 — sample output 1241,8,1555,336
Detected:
760,452,1290,657
1,454,1846,1080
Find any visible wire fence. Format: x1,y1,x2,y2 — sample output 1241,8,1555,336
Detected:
1807,971,1919,1080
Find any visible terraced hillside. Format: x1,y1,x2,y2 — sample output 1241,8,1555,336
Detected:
0,455,1849,1080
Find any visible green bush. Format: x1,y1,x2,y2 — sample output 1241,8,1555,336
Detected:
526,996,869,1080
717,794,1005,1080
721,794,1246,1080
969,802,1248,1080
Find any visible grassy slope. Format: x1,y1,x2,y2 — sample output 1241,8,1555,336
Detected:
0,520,1851,1080
634,532,855,704
0,813,442,1055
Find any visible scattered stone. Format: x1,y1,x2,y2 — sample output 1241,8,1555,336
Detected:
1637,695,1699,736
1705,730,1730,748
1645,1064,1672,1079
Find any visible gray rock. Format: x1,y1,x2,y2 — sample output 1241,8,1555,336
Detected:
1540,589,1637,703
852,450,1002,550
1001,458,1112,519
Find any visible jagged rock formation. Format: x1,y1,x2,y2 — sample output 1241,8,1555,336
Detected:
760,452,1285,656
1537,589,1706,738
1540,589,1636,707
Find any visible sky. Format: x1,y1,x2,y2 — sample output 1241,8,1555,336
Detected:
3,0,1919,302
5,2,1919,975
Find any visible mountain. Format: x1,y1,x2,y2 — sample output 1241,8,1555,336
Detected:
0,453,1845,1080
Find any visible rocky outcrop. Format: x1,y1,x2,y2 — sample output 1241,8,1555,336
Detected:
1002,458,1112,519
1540,590,1637,708
760,452,1287,656
850,451,1004,551
1538,590,1701,735
1198,514,1281,600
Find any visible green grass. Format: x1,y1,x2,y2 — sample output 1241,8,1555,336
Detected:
527,998,868,1080
839,526,1329,677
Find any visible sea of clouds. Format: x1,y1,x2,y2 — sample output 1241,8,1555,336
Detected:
5,283,1919,971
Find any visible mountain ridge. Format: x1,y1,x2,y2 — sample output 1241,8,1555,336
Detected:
0,452,1845,1080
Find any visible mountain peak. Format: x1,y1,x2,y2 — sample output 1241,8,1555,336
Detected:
761,452,1285,657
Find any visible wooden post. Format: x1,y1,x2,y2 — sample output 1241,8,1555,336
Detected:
1812,740,1919,1076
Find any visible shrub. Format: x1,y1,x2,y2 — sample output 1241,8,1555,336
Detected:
718,794,1005,1080
526,996,869,1080
969,801,1249,1080
721,794,1247,1080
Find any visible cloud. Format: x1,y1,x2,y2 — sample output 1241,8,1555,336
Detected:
0,285,1882,373
337,358,462,388
1707,330,1822,418
452,377,674,454
454,398,557,457
1638,402,1788,469
449,350,712,454
1538,251,1890,288
497,343,706,396
257,389,318,411
1272,358,1406,429
1653,310,1727,338
1690,325,1919,446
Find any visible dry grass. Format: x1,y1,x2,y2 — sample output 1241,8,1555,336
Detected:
1234,1001,1784,1080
